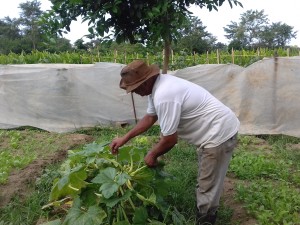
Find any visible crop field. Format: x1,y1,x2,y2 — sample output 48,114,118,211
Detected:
0,126,299,225
0,47,299,69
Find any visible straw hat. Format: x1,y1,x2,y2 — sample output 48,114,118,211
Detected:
119,60,160,93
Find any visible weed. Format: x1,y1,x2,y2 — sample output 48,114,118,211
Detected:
235,179,300,225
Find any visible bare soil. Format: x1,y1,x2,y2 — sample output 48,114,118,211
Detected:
223,177,257,225
0,133,258,224
0,133,93,207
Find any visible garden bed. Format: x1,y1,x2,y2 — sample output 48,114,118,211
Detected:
1,127,299,224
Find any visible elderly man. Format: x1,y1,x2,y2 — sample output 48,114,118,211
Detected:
110,60,239,225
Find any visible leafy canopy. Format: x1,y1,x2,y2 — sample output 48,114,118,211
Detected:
44,0,243,46
224,9,297,49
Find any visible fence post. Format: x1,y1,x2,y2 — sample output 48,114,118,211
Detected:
130,93,138,124
114,49,117,63
171,49,174,66
217,49,220,64
231,48,234,64
206,51,209,64
287,48,290,57
124,50,127,64
146,52,149,65
97,50,100,62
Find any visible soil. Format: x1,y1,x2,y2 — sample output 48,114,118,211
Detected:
0,133,94,207
0,133,258,225
223,177,257,225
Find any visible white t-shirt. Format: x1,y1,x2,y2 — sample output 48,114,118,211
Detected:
147,74,240,148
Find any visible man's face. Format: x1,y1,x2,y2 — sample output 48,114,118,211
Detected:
132,82,149,96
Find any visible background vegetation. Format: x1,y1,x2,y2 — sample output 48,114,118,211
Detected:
0,47,299,70
0,1,298,64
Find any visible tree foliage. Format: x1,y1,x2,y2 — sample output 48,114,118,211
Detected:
43,0,242,72
0,0,73,54
261,22,297,48
18,0,43,50
0,17,23,54
174,16,217,54
224,9,297,49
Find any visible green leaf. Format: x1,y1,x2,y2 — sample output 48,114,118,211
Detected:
132,206,148,224
92,167,116,184
92,167,120,198
80,187,98,206
171,207,186,225
50,167,88,201
101,190,132,208
115,172,130,186
63,204,107,225
81,142,106,156
152,7,160,14
100,182,119,198
118,146,146,163
131,166,154,182
147,12,153,18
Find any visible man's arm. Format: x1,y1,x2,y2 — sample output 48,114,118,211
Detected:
144,132,178,167
110,114,158,154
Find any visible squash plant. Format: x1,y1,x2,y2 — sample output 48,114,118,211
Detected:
42,142,185,225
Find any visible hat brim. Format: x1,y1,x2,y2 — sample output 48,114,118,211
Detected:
120,64,160,93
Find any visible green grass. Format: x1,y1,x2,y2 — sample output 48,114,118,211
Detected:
0,127,300,224
0,164,61,224
230,135,300,225
0,129,75,184
235,179,300,224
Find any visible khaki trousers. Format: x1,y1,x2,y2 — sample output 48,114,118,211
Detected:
196,133,238,214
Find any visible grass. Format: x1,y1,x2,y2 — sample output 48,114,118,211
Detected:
0,126,300,224
0,129,72,184
230,135,300,224
0,164,61,224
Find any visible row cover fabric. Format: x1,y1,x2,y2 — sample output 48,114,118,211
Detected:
0,57,299,138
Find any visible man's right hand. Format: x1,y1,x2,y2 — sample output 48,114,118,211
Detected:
109,136,127,154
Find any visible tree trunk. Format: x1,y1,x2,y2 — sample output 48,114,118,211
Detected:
162,39,171,74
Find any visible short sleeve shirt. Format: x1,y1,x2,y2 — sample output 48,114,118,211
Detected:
147,74,240,148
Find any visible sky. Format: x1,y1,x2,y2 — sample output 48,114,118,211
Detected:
0,0,299,46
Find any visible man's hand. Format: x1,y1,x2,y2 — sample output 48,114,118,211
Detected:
109,136,127,155
144,151,158,168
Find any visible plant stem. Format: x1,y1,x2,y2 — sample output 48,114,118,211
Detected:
120,186,136,210
130,165,147,176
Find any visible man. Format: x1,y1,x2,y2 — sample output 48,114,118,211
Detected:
110,60,239,225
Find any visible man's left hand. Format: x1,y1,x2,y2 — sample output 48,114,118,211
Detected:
144,151,158,168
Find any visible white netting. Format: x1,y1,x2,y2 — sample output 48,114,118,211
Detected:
1,57,300,137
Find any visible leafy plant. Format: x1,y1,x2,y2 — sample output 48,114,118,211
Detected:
42,142,185,225
0,150,34,184
229,151,289,180
235,179,300,225
1,48,298,68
